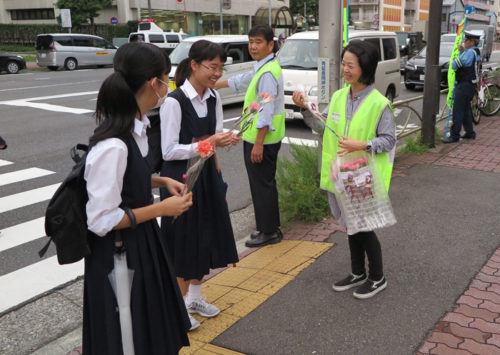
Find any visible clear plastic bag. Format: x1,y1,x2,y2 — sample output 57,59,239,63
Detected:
330,151,396,234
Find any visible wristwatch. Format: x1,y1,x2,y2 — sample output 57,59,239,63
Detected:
365,141,372,152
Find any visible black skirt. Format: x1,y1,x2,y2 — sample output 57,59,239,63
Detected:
82,220,190,355
160,156,239,280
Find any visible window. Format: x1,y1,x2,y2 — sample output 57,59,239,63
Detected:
54,36,73,47
93,38,107,49
226,44,250,63
73,37,93,47
165,34,180,43
10,8,55,21
382,38,397,60
149,34,165,43
364,38,381,61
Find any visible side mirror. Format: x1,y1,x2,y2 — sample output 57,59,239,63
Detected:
225,56,233,65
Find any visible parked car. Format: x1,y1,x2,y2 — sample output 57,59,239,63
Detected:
277,30,401,120
0,52,26,74
168,35,255,105
128,21,187,54
404,42,454,90
36,33,117,71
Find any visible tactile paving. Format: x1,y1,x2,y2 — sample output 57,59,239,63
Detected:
206,267,259,287
189,313,239,343
287,258,316,276
258,274,295,296
200,344,246,354
264,253,311,274
237,269,284,292
202,283,233,304
286,241,333,259
222,292,268,318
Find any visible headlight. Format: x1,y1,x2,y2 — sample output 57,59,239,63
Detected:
405,63,416,71
308,86,318,96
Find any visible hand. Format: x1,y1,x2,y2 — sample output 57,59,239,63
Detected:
211,132,233,147
230,133,241,145
165,177,185,197
160,192,193,216
292,92,307,108
337,135,367,157
251,143,264,163
459,44,464,52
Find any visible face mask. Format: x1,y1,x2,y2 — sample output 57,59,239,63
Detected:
153,78,168,108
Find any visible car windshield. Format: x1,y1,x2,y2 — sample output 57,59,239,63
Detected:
169,41,193,65
277,39,318,69
418,44,454,58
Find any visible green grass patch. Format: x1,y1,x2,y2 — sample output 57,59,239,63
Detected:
0,44,35,53
402,136,429,154
22,55,36,62
276,144,330,224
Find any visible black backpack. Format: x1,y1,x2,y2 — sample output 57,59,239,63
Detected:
146,107,162,174
39,143,91,264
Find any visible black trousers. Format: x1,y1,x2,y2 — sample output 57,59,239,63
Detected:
451,81,476,140
243,141,281,234
348,231,383,281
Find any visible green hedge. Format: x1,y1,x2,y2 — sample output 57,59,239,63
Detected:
0,22,138,45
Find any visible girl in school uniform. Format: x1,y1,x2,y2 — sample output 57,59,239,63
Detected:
83,42,193,354
160,40,239,330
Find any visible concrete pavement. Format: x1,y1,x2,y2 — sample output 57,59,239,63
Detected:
1,115,500,354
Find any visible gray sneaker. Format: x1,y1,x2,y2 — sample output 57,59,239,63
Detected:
188,313,200,331
186,296,220,318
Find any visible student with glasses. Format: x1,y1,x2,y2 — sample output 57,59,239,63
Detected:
159,40,240,331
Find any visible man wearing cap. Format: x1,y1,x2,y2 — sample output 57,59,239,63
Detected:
443,31,481,143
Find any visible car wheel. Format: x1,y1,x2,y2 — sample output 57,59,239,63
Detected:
405,82,415,90
385,87,395,102
64,58,77,71
48,66,59,71
6,61,19,74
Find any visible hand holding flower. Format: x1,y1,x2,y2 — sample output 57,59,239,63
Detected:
337,136,368,157
165,177,185,196
292,91,307,108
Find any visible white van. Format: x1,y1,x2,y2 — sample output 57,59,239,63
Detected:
128,21,187,54
168,35,256,105
36,33,117,71
277,30,401,119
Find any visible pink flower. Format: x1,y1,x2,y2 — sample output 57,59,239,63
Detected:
197,140,214,158
249,101,260,112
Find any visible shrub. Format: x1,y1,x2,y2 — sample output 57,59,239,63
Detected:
276,144,330,224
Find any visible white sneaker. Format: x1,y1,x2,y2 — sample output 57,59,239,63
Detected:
186,296,220,318
188,313,200,331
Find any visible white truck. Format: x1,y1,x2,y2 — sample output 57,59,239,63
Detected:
128,20,187,54
467,25,495,62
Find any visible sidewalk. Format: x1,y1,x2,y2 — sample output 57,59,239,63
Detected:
2,115,500,355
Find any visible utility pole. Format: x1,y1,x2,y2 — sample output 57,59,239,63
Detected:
268,0,272,27
421,0,443,147
220,0,223,34
147,0,152,19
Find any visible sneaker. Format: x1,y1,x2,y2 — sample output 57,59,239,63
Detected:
353,277,387,299
332,273,367,292
186,296,220,318
188,313,200,331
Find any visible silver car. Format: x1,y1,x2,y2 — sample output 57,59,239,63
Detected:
36,33,117,71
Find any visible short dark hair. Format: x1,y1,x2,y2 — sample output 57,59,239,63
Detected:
248,24,274,43
341,40,378,86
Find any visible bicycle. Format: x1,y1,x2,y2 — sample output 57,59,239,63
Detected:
471,67,500,124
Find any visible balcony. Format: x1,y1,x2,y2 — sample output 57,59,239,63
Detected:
349,0,379,5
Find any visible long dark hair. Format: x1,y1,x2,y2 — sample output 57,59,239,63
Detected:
175,40,226,87
91,42,171,142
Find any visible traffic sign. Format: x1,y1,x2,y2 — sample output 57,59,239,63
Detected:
110,17,118,25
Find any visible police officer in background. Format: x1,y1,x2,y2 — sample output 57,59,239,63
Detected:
215,24,285,247
443,31,481,143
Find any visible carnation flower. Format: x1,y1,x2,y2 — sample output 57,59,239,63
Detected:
197,140,214,158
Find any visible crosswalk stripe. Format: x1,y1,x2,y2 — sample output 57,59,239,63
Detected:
282,136,318,147
0,256,83,314
0,168,55,187
0,160,13,167
0,100,93,115
0,217,45,253
0,183,60,214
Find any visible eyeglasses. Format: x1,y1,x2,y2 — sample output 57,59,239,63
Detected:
199,63,225,74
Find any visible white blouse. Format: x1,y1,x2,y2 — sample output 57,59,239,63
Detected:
160,79,223,161
84,116,150,237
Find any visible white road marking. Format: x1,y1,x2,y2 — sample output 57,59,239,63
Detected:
0,160,13,167
0,100,93,114
0,168,55,187
0,256,83,314
0,217,45,253
0,80,100,92
0,183,60,214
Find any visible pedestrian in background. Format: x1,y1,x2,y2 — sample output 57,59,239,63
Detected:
83,42,192,354
215,24,286,248
292,40,396,299
443,31,481,143
160,40,239,331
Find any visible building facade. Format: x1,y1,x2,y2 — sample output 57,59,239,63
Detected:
0,0,290,35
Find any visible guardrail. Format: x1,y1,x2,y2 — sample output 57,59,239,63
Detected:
393,88,450,139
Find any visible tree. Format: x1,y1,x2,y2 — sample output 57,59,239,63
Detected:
56,0,112,34
290,0,319,27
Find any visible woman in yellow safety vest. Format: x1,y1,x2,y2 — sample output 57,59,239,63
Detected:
292,40,396,299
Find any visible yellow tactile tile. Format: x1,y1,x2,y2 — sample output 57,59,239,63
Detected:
237,269,284,292
285,241,333,259
199,344,246,354
213,288,254,312
236,240,300,269
202,283,233,304
189,312,239,343
259,274,295,296
287,258,315,277
206,267,259,287
264,253,311,274
223,292,268,318
180,338,205,354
